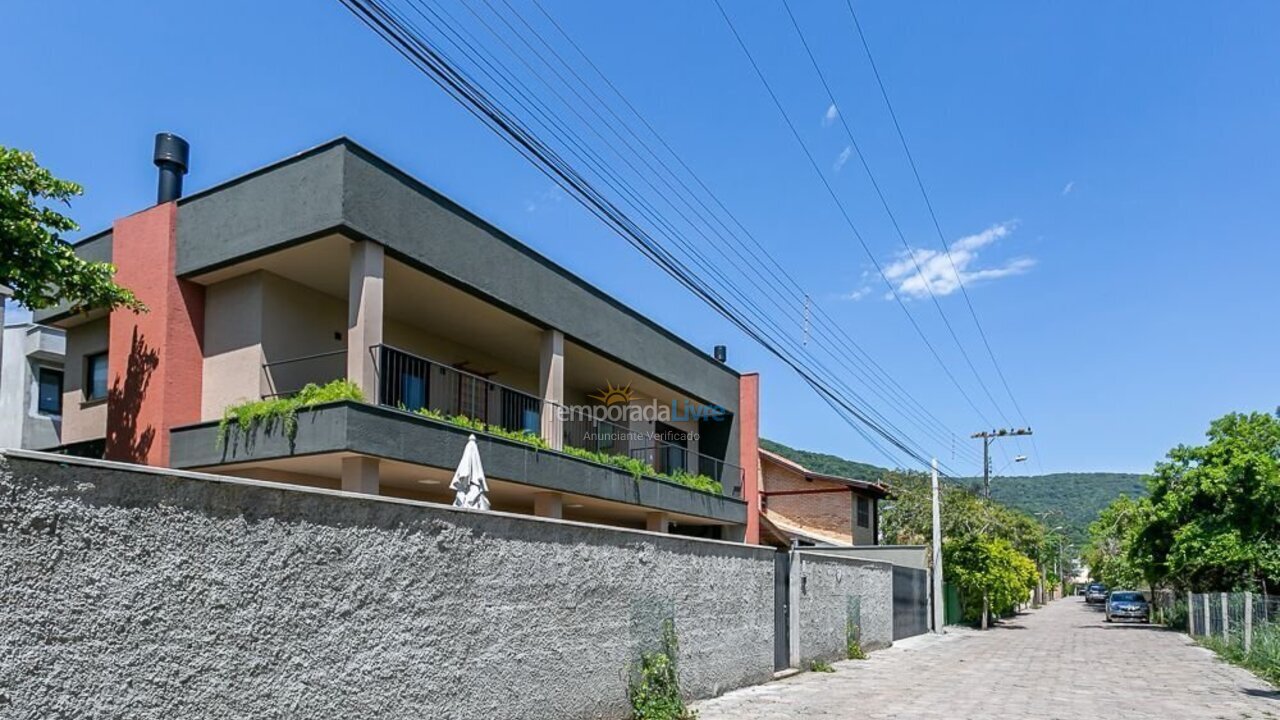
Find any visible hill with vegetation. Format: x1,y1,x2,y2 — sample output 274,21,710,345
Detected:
988,473,1148,547
761,438,1146,547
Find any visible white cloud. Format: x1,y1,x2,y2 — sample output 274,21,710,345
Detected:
524,184,564,213
1061,180,1075,196
838,287,871,301
879,222,1034,299
833,145,853,172
822,104,838,127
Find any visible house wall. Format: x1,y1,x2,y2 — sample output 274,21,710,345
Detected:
0,326,31,448
761,459,879,545
60,318,110,444
0,452,774,719
794,551,894,664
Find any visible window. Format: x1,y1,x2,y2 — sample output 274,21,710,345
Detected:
37,368,64,415
856,496,871,528
85,352,109,401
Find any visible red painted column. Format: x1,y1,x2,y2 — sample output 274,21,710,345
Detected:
105,202,204,466
739,372,761,545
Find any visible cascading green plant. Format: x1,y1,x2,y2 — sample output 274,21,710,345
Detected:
218,379,364,448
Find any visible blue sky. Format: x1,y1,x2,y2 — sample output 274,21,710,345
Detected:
4,1,1278,475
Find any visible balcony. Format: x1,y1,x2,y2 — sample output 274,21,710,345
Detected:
248,344,743,498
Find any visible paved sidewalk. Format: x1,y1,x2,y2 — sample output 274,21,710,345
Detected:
693,597,1279,719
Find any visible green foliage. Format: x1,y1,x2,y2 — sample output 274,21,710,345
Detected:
1133,411,1280,591
845,620,866,660
990,473,1148,548
412,409,724,494
760,438,887,482
627,619,696,720
0,147,143,313
1198,624,1280,686
561,445,722,495
808,659,835,673
414,408,551,450
218,380,364,446
1082,494,1151,589
944,535,1039,621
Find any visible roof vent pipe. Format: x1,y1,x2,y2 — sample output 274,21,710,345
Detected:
153,132,190,203
713,345,727,363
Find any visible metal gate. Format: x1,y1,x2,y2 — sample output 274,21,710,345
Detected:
773,552,791,671
892,566,929,640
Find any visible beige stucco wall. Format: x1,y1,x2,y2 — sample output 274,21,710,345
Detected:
201,273,266,420
61,318,109,444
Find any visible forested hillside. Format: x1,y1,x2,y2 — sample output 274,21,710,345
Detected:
761,438,1145,547
989,473,1147,546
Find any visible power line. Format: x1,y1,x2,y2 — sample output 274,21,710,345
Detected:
842,0,1043,472
338,0,968,475
712,0,1008,463
779,0,1023,454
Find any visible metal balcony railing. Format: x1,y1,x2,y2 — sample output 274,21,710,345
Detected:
375,344,542,435
629,437,745,498
260,349,347,398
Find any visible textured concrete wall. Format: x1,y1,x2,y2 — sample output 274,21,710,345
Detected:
794,551,893,665
0,452,775,719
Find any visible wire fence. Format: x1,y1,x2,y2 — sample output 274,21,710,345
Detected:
1185,591,1280,667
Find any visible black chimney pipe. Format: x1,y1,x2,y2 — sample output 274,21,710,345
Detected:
153,133,190,203
713,345,727,363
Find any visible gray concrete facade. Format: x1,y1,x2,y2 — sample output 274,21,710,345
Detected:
0,451,774,719
794,551,894,665
0,324,64,450
56,138,740,415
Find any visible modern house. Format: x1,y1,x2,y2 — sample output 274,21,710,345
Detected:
39,135,763,542
757,448,887,547
0,320,66,450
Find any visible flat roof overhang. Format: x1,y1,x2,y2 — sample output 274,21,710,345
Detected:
169,401,747,526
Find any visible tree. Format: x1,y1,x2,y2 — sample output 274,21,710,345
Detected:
944,535,1039,622
1134,411,1280,592
0,147,142,312
881,469,1045,623
1082,494,1150,589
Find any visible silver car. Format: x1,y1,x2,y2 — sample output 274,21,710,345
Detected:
1105,591,1150,623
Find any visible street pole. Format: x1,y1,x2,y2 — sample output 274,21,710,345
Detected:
982,436,990,499
970,428,1033,500
931,458,944,634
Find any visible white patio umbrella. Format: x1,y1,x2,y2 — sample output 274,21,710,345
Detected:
450,434,490,511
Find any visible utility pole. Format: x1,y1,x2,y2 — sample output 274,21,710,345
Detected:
931,458,945,634
971,427,1033,499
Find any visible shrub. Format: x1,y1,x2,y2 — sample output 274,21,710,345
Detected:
809,659,835,673
218,379,363,447
627,619,696,720
413,408,550,450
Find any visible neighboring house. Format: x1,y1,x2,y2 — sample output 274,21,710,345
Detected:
758,448,888,547
37,135,764,541
0,322,66,450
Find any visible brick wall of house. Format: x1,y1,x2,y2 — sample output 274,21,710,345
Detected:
761,457,877,545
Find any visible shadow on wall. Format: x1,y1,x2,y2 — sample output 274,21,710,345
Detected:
105,328,158,463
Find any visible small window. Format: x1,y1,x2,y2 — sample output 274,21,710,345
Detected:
37,367,63,415
856,496,871,528
85,352,109,402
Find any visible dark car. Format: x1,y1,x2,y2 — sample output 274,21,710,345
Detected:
1105,591,1150,623
1084,583,1108,604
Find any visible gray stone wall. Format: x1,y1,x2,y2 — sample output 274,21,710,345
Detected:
794,551,894,665
0,453,775,719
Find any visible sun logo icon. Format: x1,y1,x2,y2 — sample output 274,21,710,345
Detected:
589,381,635,406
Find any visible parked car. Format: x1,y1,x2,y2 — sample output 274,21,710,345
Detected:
1105,591,1150,623
1084,583,1108,604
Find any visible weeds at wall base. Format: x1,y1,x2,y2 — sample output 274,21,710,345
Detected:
627,619,697,720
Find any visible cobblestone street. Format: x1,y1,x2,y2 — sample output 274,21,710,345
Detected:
694,597,1280,719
